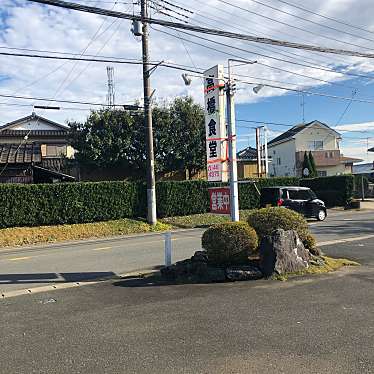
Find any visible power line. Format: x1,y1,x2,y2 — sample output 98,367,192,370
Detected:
0,93,136,106
0,50,207,75
157,27,358,89
176,0,355,70
172,0,346,71
26,0,374,58
5,47,374,105
216,0,374,52
271,0,374,37
244,0,374,46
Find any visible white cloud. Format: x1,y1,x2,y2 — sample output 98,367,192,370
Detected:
1,0,374,126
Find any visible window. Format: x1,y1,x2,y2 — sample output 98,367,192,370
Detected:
307,140,324,150
46,145,67,157
318,170,327,177
277,157,281,165
288,189,314,200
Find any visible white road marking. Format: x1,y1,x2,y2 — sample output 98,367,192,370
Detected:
92,247,112,251
318,234,374,247
8,256,31,262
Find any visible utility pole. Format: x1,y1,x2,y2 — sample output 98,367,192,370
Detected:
226,63,239,222
106,66,115,108
141,0,157,225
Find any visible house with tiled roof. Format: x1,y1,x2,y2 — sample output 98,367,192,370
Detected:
268,120,362,177
0,113,75,183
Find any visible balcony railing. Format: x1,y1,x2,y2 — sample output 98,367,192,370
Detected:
296,150,341,167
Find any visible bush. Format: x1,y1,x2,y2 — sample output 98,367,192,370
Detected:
247,207,311,248
303,232,317,251
201,222,258,265
301,175,354,207
157,180,209,217
0,181,147,228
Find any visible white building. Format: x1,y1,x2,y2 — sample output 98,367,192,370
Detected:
268,120,361,177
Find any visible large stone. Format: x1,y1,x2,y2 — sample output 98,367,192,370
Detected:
259,229,311,277
225,265,263,281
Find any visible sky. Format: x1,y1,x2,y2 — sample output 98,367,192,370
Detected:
1,0,374,163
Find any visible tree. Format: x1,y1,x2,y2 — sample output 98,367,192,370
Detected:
69,108,146,173
68,96,206,179
308,151,318,177
155,96,205,177
302,151,312,178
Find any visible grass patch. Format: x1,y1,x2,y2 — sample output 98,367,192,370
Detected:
272,256,360,281
161,210,255,229
0,219,171,248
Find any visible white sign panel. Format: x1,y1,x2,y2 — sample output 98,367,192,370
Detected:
204,65,228,182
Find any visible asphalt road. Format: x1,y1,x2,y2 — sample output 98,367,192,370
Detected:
0,210,373,294
1,237,373,373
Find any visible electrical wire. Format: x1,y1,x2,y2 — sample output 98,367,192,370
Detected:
244,0,374,46
216,0,374,51
26,0,374,59
175,0,352,68
157,27,357,89
271,0,374,37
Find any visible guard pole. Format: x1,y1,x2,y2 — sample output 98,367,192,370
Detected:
164,232,172,266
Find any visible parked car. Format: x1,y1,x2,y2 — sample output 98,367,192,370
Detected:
260,186,327,221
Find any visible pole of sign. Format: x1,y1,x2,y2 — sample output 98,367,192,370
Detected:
264,126,269,177
256,127,261,177
226,60,240,222
362,174,365,202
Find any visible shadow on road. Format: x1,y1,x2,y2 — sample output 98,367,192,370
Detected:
0,271,117,284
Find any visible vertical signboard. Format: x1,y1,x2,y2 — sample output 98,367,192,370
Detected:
209,187,230,215
204,65,228,182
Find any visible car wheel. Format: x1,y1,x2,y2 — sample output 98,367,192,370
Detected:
317,209,326,221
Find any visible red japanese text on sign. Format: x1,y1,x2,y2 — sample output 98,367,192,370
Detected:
209,187,230,215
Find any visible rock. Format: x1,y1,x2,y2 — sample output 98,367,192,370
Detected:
310,256,326,267
308,246,322,257
226,265,263,281
259,229,311,277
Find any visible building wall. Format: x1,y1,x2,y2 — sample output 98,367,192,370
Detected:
294,124,339,151
315,164,347,176
9,119,67,131
269,140,296,177
237,161,258,179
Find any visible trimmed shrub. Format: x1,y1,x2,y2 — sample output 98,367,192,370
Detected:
156,180,209,217
247,207,311,248
303,232,317,251
301,175,354,207
201,222,258,265
0,181,147,228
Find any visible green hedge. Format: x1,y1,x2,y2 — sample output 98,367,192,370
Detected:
0,181,146,228
300,175,354,207
156,180,209,217
0,175,353,228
